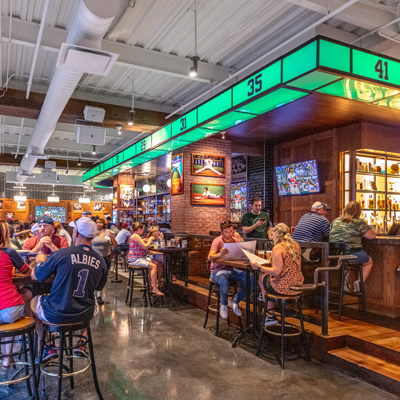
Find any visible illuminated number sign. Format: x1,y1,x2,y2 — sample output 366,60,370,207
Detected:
352,50,400,87
171,109,197,137
141,140,146,151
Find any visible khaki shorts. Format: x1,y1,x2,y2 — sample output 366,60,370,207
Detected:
30,295,49,322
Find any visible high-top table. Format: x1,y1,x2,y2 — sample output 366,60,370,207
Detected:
214,257,259,347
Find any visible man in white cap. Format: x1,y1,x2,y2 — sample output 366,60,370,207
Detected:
292,201,331,243
31,218,108,358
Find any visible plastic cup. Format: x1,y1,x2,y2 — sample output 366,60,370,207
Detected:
257,251,265,259
167,240,171,247
266,251,272,263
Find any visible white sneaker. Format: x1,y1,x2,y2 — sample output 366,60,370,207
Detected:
228,299,242,317
353,280,361,293
220,304,228,319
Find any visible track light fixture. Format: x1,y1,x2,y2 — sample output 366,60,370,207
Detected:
221,131,226,139
77,158,81,166
128,71,135,125
116,124,122,134
92,145,96,155
190,56,200,77
128,110,135,126
189,2,200,77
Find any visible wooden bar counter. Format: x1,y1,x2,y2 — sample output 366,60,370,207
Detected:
363,236,400,318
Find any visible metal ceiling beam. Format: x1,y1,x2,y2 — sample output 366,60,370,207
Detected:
0,16,233,84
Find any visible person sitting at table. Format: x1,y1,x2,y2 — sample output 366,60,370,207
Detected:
54,221,72,246
251,223,304,326
147,226,168,283
22,216,69,254
8,225,21,249
329,201,376,292
128,222,164,296
0,221,32,368
30,218,108,359
13,222,32,247
116,223,131,245
207,221,250,319
31,223,39,237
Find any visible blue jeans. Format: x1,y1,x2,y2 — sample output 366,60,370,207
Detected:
210,269,253,306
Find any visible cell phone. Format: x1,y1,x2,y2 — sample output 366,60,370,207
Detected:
260,218,266,223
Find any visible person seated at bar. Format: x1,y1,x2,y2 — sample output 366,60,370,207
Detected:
30,218,108,358
292,201,331,243
30,223,39,237
208,221,251,319
22,216,69,254
116,222,131,245
8,225,21,250
329,201,376,292
0,221,32,368
241,197,271,239
54,221,72,246
13,222,32,247
128,222,164,295
251,223,304,326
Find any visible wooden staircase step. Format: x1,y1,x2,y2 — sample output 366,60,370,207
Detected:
328,347,400,397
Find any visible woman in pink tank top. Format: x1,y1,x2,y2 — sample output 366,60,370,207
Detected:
128,222,164,296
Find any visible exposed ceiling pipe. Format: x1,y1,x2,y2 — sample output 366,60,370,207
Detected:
350,15,400,44
165,0,360,120
26,0,50,99
14,117,24,158
378,30,400,45
5,0,12,91
16,0,120,182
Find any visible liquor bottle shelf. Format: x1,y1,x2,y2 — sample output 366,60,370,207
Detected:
356,190,385,194
362,208,386,211
356,170,385,176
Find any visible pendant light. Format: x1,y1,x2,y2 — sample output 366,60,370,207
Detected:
143,183,150,193
14,188,27,202
189,1,200,77
128,71,135,125
47,185,59,203
79,186,91,204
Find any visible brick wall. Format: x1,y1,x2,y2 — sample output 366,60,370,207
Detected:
247,145,274,222
171,138,231,234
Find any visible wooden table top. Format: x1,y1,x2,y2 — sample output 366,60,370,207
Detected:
149,246,191,253
13,273,53,285
213,258,251,269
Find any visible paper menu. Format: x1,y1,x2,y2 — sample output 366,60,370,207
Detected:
221,241,257,260
241,249,271,265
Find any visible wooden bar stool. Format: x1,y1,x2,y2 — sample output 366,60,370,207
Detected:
125,266,153,308
0,316,39,399
257,292,310,369
37,320,103,400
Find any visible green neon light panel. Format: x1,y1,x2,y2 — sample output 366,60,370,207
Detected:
201,111,257,131
197,90,232,124
171,109,197,137
233,61,281,106
179,127,217,142
235,88,309,115
151,125,171,147
319,40,350,73
317,78,399,102
156,138,192,152
287,71,340,91
283,41,317,83
136,136,152,155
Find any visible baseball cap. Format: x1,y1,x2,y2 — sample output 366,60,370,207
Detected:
37,216,54,225
69,218,97,238
122,223,129,229
82,211,92,217
311,201,331,210
31,223,39,233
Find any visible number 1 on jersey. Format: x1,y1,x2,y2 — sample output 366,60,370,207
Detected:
73,269,89,298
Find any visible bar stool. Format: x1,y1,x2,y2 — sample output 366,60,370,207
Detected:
329,243,367,320
125,265,153,308
0,317,39,399
37,320,103,400
257,292,310,369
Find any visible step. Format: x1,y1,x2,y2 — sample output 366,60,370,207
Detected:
347,335,400,368
328,347,400,397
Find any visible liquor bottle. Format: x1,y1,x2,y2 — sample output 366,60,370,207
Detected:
369,195,374,209
377,196,381,209
388,195,392,209
396,200,399,210
362,196,365,209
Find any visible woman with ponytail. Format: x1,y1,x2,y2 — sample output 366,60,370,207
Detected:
251,223,304,326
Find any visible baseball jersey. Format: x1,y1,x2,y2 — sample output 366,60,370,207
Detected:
34,244,108,324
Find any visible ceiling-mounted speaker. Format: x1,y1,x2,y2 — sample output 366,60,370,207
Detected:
44,161,56,170
76,125,106,145
83,106,105,123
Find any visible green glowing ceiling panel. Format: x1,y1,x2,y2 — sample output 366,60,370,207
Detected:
197,90,232,124
123,145,136,161
171,109,197,137
283,41,317,83
319,40,350,73
287,71,340,91
139,149,170,160
179,127,217,142
232,60,281,106
317,78,400,102
235,88,309,115
374,95,400,110
353,49,400,87
156,138,192,152
135,136,152,155
201,111,257,131
151,125,171,147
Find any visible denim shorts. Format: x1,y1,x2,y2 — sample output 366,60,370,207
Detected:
347,249,370,264
0,304,25,325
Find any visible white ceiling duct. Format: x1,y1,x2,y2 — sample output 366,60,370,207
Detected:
16,0,120,182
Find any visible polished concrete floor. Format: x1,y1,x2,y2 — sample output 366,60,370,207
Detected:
0,280,397,400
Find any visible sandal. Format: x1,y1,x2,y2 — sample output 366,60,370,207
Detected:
2,356,15,369
152,290,165,296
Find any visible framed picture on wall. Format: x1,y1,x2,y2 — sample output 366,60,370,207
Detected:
192,154,226,177
0,200,3,210
73,203,82,211
171,153,184,195
94,203,102,212
191,183,225,206
16,202,26,211
231,155,247,181
6,212,14,221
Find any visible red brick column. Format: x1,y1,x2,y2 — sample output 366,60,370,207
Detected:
171,137,231,234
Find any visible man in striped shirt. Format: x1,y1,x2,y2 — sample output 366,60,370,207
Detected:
292,202,331,243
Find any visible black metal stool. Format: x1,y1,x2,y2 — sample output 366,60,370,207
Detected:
0,316,39,399
257,292,310,369
126,265,153,307
203,278,239,336
37,320,103,400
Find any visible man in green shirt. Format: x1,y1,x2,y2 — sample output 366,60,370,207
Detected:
241,197,271,239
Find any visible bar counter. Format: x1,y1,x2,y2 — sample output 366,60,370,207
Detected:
363,236,400,318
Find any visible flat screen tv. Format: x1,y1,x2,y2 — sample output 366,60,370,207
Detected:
276,159,320,196
35,206,66,222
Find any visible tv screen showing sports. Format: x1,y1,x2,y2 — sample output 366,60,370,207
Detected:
35,206,66,222
276,160,320,196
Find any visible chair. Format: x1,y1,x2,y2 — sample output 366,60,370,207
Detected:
125,265,153,308
37,320,103,400
329,243,367,320
0,317,39,399
256,292,310,369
